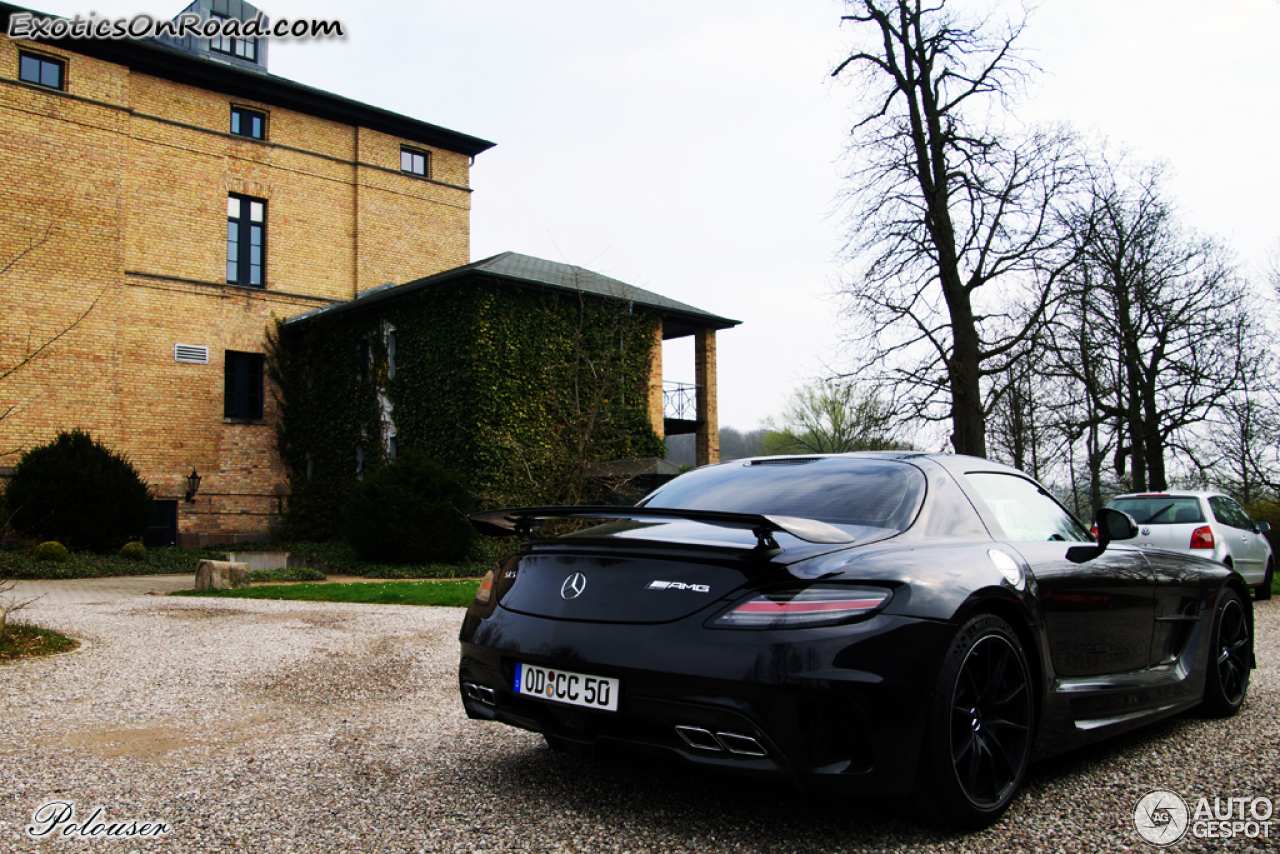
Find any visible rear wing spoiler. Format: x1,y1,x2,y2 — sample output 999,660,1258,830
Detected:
468,505,855,550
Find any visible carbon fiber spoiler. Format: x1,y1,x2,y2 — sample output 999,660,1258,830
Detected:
467,505,856,550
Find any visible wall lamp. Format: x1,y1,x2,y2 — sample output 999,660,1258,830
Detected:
185,469,202,502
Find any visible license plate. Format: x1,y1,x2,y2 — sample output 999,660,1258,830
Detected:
513,662,619,712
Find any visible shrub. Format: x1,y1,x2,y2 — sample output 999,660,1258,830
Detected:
5,430,153,552
33,541,68,562
248,566,326,583
345,452,476,564
119,541,147,562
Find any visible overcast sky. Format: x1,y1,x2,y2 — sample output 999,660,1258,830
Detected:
33,0,1280,430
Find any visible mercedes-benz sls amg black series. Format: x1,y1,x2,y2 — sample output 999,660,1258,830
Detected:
458,453,1255,828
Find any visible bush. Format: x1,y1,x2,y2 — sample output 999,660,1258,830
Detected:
247,566,327,583
33,541,68,562
119,541,147,562
5,430,153,552
345,453,476,564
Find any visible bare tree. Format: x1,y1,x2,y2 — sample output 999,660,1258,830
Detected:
0,578,42,635
761,380,907,455
832,0,1086,457
1051,159,1258,492
0,220,105,444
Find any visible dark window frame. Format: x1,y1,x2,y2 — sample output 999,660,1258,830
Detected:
209,14,259,62
400,146,430,178
224,351,265,420
18,51,65,90
230,105,266,140
226,194,267,288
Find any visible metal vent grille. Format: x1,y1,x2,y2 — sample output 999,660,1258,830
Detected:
174,344,209,364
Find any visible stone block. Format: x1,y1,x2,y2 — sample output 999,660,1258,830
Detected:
194,560,251,591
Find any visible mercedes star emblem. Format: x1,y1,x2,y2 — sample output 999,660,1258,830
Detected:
561,572,587,600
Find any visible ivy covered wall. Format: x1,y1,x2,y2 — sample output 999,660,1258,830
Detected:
268,278,666,535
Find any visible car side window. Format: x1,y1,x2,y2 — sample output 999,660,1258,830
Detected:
964,472,1092,542
1209,496,1253,531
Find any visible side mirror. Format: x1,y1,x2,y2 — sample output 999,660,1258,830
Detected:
1095,508,1139,549
1257,521,1271,534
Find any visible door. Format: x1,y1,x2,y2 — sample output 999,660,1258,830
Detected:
963,471,1156,677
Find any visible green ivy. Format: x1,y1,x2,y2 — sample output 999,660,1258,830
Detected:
267,281,666,538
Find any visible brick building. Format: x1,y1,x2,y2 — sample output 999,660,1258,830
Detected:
0,1,732,546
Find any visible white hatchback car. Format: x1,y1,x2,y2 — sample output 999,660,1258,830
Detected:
1105,491,1274,600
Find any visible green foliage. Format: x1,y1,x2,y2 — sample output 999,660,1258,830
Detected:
33,541,67,563
1246,500,1280,527
268,281,666,537
119,541,147,562
0,544,212,580
5,430,152,551
247,566,326,583
0,624,79,661
345,452,476,564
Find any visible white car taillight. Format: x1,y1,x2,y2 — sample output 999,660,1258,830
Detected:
713,585,892,628
1190,526,1215,550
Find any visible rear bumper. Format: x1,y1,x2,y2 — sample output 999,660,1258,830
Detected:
458,608,952,796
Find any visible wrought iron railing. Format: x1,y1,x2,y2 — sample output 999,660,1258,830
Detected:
663,382,699,421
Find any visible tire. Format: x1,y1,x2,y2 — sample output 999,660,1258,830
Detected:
1200,588,1251,717
915,614,1034,830
1256,561,1273,601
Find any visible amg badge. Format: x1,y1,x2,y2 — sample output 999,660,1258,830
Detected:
647,580,710,593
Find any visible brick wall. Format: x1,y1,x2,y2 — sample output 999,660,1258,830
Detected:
0,35,474,540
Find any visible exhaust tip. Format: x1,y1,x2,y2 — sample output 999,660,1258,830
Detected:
675,725,722,751
715,731,768,757
463,682,496,706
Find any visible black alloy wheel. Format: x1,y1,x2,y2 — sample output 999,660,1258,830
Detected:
916,614,1033,829
1201,588,1251,717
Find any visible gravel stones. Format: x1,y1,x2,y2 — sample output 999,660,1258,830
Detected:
0,596,1275,852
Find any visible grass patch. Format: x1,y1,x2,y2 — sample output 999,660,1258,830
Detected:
0,624,80,662
172,579,482,607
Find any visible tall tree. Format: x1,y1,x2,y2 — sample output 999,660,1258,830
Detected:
833,0,1084,457
1052,160,1255,492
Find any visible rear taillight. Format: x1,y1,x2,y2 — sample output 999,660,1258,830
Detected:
1190,527,1215,550
474,568,496,605
713,586,891,629
1090,525,1098,540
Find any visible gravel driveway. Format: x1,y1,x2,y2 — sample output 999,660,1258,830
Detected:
1,595,1275,853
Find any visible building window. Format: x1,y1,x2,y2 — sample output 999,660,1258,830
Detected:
210,15,258,62
227,195,266,287
387,330,397,379
355,445,365,480
230,106,265,139
355,341,370,383
18,52,64,90
224,351,264,420
400,147,429,178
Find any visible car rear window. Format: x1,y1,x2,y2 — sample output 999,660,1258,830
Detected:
1109,496,1205,525
640,457,926,533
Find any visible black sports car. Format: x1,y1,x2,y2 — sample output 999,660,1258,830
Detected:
458,453,1255,828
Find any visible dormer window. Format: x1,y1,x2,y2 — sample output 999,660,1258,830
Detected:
230,106,266,139
210,15,258,62
400,147,429,178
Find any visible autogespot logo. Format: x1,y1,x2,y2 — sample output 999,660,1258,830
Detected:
1134,790,1190,846
1134,790,1275,845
